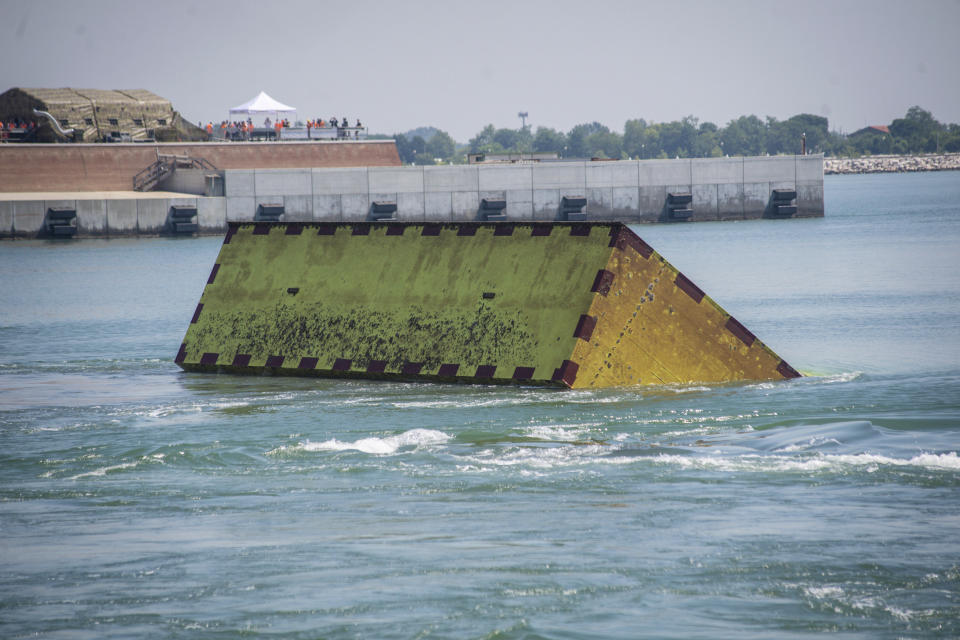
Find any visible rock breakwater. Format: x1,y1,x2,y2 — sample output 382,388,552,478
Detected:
824,153,960,175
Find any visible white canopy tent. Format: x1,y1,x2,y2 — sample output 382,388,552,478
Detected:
229,91,297,126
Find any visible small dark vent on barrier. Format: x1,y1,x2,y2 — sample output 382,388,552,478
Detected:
370,201,397,221
561,195,587,221
169,205,198,234
666,192,693,221
480,198,507,221
769,188,797,217
256,203,284,222
45,207,77,237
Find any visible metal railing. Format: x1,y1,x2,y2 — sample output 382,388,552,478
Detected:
133,155,217,191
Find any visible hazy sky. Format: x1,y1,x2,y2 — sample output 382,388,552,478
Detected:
2,0,959,141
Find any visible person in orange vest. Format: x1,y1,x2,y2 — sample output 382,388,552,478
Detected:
205,122,213,135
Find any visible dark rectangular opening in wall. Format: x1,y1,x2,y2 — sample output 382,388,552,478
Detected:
157,119,166,125
133,119,143,126
59,120,69,127
84,118,93,125
108,118,118,125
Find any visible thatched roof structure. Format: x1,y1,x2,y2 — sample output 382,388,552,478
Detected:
0,87,205,142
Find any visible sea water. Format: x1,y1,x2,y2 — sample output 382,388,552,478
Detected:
1,171,958,638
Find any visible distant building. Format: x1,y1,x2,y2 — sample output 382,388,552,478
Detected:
468,151,560,164
0,87,205,142
850,125,891,137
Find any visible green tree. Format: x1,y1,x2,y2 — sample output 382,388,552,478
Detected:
532,126,566,154
766,114,828,155
399,135,431,164
585,130,623,159
622,118,648,158
693,121,721,157
890,106,942,153
720,115,767,156
425,129,456,161
393,134,415,164
944,124,960,152
492,128,520,150
656,116,698,158
567,122,608,157
468,124,498,154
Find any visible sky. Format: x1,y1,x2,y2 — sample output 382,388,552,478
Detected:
2,0,959,142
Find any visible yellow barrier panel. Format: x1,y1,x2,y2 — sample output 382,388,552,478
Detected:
176,222,800,388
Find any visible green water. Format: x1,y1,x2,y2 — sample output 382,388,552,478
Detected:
1,172,959,638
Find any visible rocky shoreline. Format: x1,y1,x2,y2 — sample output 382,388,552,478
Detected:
824,153,960,175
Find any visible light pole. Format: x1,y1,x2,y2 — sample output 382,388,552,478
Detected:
518,112,528,129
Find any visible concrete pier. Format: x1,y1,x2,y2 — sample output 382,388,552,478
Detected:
223,155,823,224
0,191,225,238
0,154,823,238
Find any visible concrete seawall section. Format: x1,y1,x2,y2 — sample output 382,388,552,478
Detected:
0,141,401,192
224,155,822,223
0,155,822,238
0,191,226,238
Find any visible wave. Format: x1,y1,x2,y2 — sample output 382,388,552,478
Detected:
646,451,960,473
270,428,452,456
68,453,165,480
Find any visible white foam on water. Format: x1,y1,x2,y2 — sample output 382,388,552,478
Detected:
648,451,960,473
273,428,452,456
390,389,574,410
666,385,712,394
800,584,926,622
521,422,602,442
72,462,139,479
804,585,845,600
390,397,540,409
774,436,845,452
462,442,617,471
147,405,203,418
564,391,643,404
68,453,164,480
812,371,864,385
635,409,775,428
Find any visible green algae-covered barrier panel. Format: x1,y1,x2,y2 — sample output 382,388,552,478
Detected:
176,221,799,388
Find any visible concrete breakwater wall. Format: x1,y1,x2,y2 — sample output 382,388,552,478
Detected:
824,153,960,175
225,155,823,223
0,191,226,238
0,155,822,238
